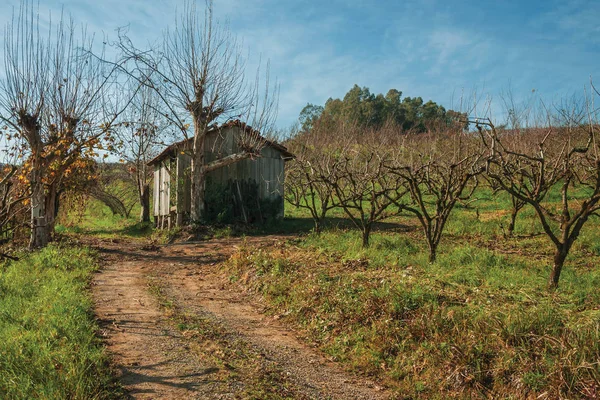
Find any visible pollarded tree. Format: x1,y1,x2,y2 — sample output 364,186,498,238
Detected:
0,3,131,248
475,95,600,289
119,0,278,223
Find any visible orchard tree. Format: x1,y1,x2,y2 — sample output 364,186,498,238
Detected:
475,98,600,289
119,0,278,223
388,130,485,262
321,123,406,247
0,4,132,248
285,125,337,234
505,188,526,237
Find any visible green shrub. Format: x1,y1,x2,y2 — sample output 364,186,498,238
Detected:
204,178,283,224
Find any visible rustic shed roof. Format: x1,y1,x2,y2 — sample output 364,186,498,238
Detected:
147,120,294,166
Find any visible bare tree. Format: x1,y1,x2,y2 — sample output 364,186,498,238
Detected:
113,79,170,222
496,89,543,236
388,130,485,262
475,91,600,289
119,0,278,223
0,3,132,247
321,123,406,248
285,128,338,234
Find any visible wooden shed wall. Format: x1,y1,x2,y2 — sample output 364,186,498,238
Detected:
154,125,287,219
153,159,174,217
204,127,285,201
153,165,161,216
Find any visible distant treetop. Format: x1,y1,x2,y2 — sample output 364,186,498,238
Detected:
299,85,466,133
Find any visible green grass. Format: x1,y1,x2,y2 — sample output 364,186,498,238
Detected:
56,196,154,240
226,239,600,398
0,245,121,399
223,185,600,398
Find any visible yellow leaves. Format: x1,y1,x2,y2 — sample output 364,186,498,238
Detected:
18,173,28,182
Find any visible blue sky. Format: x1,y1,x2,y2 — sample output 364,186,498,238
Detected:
1,0,598,129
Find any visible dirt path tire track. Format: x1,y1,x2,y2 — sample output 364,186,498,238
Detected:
93,259,238,399
91,236,391,399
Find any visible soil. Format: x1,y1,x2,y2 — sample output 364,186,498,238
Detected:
90,235,392,399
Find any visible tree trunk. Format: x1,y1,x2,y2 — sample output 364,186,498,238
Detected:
428,239,437,263
361,226,371,248
428,248,437,263
507,207,518,236
190,118,207,224
30,181,57,249
25,124,50,249
548,246,568,290
139,184,150,223
43,184,58,242
30,169,47,249
314,219,321,235
190,162,206,223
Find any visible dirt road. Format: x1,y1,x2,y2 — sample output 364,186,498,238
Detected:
91,236,390,399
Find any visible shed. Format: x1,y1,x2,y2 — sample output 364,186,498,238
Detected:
148,120,294,228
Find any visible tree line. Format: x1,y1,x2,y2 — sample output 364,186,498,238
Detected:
299,85,466,133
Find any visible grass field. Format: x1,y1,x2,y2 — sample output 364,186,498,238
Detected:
224,187,600,398
0,245,121,399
